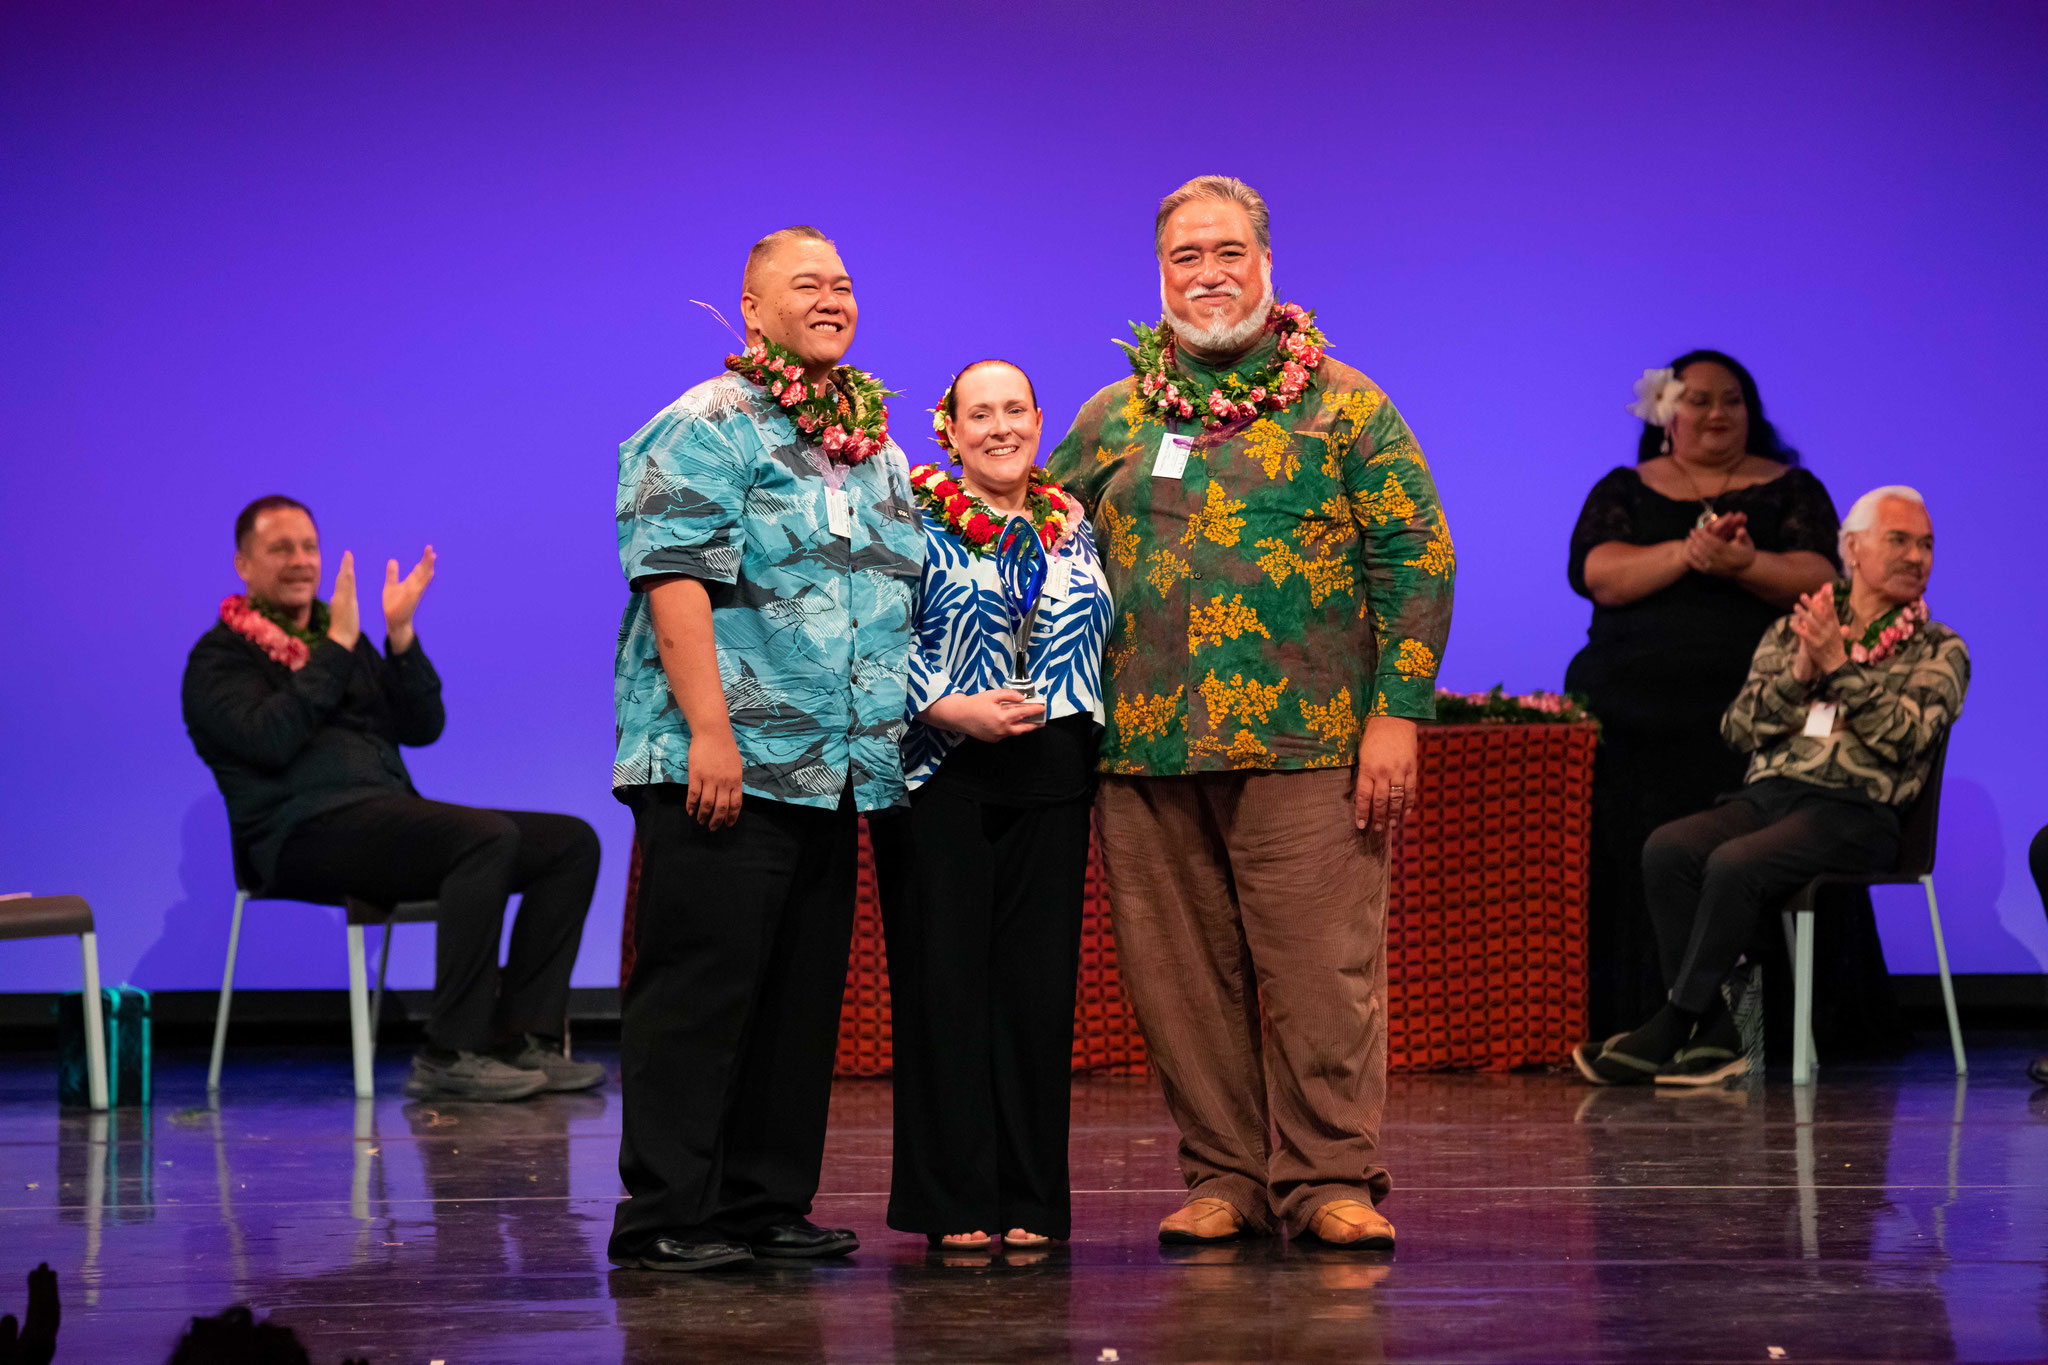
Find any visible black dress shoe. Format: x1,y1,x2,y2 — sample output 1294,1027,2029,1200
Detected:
2029,1055,2048,1086
746,1219,859,1259
611,1236,753,1272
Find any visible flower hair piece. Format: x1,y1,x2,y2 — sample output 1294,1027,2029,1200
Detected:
1627,367,1686,429
929,373,960,461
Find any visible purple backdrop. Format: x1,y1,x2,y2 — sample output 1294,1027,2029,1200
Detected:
3,1,2044,996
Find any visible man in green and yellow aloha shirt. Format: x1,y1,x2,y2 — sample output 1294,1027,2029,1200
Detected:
1045,176,1454,1253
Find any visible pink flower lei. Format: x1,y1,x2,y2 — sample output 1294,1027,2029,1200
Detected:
1837,587,1928,666
725,336,897,466
1117,301,1330,430
220,595,312,670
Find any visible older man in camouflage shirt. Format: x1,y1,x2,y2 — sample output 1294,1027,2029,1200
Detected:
1046,176,1455,1251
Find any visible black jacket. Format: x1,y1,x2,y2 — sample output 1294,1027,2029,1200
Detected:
181,623,446,887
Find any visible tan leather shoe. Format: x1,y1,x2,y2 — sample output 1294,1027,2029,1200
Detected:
1302,1199,1396,1250
1157,1197,1248,1244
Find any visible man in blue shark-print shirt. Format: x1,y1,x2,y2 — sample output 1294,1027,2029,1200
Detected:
607,225,923,1273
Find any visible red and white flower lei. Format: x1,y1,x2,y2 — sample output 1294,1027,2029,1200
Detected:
220,595,312,671
908,463,1075,556
725,337,896,466
1121,301,1329,429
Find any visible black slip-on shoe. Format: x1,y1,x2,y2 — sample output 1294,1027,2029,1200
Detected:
1571,1036,1661,1086
1655,1049,1749,1087
403,1050,548,1102
2028,1055,2048,1086
746,1219,859,1259
610,1236,753,1272
496,1035,607,1092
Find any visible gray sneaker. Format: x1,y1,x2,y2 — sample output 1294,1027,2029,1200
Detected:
498,1035,607,1092
404,1050,549,1102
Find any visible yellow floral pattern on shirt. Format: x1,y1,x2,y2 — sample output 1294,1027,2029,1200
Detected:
1100,502,1139,568
1353,473,1417,527
1253,538,1351,606
1114,686,1184,741
1145,548,1192,598
1191,727,1275,768
1297,497,1353,552
1119,388,1157,434
1405,509,1455,577
1188,593,1270,654
1395,640,1437,678
1181,482,1247,548
1199,670,1289,728
1299,687,1360,762
1241,420,1299,480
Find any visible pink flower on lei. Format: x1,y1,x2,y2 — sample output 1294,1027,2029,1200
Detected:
219,595,310,671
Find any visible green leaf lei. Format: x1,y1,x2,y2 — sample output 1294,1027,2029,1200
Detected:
253,596,331,646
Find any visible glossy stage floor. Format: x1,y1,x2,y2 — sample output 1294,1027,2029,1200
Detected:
2,1041,2044,1363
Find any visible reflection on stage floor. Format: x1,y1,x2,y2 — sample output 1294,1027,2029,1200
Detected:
1,1041,2043,1362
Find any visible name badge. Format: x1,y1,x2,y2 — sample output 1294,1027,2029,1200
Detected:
1153,433,1195,480
1046,558,1074,601
1803,700,1838,738
827,487,852,539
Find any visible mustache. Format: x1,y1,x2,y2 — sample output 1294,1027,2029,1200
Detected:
1184,282,1244,302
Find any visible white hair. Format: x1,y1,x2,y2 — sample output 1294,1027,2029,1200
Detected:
1839,485,1927,568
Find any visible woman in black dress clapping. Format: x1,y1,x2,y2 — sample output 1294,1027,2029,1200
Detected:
1565,350,1840,1036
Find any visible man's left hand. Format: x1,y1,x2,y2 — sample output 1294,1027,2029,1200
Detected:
1354,715,1418,834
383,546,436,654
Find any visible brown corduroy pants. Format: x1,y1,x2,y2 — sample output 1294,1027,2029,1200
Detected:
1097,767,1391,1234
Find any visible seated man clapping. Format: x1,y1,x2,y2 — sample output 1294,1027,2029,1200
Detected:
183,495,605,1102
1575,486,1969,1086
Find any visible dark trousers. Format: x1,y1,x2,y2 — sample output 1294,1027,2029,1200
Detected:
1643,780,1899,1014
269,794,599,1053
610,786,858,1256
870,783,1089,1238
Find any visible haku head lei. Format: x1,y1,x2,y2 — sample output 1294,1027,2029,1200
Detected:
725,337,896,465
1627,367,1687,455
1117,302,1328,430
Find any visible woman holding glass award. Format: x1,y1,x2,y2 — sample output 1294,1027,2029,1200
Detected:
870,359,1113,1251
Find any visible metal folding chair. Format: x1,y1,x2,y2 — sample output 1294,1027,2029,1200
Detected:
207,841,437,1100
1780,733,1964,1085
1,894,110,1110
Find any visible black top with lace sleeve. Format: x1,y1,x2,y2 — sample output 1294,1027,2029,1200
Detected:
1563,465,1840,732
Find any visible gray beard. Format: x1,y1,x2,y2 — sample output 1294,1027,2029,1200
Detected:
1162,276,1275,355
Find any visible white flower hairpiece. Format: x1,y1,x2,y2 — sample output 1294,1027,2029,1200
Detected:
1626,367,1686,428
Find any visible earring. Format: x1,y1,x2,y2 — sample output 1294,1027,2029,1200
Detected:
1660,429,1672,456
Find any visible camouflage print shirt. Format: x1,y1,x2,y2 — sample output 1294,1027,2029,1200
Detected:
613,371,924,812
1045,337,1455,777
1721,602,1969,807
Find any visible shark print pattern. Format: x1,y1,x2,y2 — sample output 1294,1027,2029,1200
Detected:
613,371,924,813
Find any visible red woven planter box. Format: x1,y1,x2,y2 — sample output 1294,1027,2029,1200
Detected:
621,721,1594,1075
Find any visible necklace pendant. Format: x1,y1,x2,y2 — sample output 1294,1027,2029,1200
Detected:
1695,507,1717,530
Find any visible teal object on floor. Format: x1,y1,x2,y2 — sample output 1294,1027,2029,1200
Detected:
56,984,150,1107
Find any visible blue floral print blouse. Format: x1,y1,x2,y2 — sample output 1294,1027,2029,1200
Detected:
902,488,1114,790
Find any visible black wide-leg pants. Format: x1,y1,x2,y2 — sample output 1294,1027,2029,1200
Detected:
269,794,600,1053
870,782,1089,1239
610,785,857,1258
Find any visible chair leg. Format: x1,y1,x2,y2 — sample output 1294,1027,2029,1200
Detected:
1923,875,1967,1077
207,891,248,1095
78,932,109,1112
1790,910,1817,1085
346,923,374,1100
370,922,394,1042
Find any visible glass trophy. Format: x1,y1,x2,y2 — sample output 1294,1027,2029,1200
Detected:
993,514,1048,703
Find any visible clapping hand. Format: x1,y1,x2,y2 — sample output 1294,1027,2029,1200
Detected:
1683,513,1757,576
0,1262,59,1365
326,551,361,651
383,546,436,654
1788,585,1847,681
